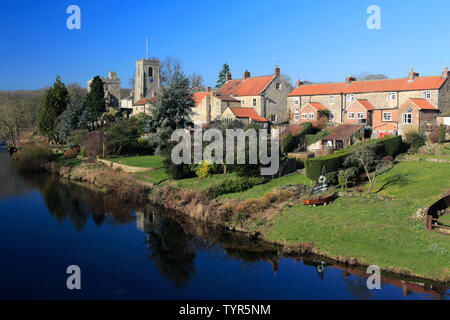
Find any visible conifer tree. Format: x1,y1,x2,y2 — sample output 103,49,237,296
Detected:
86,76,106,124
216,63,230,88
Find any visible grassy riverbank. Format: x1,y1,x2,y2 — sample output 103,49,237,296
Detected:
263,161,450,281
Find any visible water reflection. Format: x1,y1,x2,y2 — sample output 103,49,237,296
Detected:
0,144,448,299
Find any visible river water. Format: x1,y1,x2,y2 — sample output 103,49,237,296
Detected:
0,145,448,300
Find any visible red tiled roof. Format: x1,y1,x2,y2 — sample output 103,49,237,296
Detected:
134,97,156,105
280,125,304,137
408,98,438,110
230,107,268,122
322,124,363,141
192,92,209,107
307,102,327,111
289,76,446,96
356,99,375,111
216,75,274,96
215,95,240,102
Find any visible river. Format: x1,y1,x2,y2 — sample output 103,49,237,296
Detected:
0,145,448,300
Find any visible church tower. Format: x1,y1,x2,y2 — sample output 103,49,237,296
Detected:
134,58,161,103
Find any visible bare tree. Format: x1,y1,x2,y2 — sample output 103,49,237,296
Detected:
0,103,30,147
281,74,294,91
189,72,205,92
355,73,388,81
161,57,183,87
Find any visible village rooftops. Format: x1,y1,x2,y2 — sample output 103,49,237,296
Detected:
214,95,240,102
355,99,375,111
289,71,447,96
229,107,268,122
406,98,438,110
216,75,274,97
192,92,210,107
134,97,156,105
322,124,363,141
306,102,327,111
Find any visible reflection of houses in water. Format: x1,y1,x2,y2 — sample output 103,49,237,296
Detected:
136,208,155,233
295,256,448,299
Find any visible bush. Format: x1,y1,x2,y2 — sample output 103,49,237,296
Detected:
429,126,439,143
63,145,80,159
196,160,211,178
405,131,425,150
305,152,347,181
438,124,445,143
13,142,53,172
379,135,402,156
205,176,266,199
282,122,313,153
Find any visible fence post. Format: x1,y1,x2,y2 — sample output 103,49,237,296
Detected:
426,215,432,231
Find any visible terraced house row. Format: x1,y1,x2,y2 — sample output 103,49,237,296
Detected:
288,68,450,137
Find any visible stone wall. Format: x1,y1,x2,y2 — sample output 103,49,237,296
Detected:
262,74,290,123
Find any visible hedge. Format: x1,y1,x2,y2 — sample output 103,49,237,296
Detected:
305,135,402,181
205,176,267,199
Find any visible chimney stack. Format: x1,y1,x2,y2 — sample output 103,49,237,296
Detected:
443,67,449,79
225,72,232,82
243,70,251,79
206,86,211,92
409,68,419,81
295,78,302,88
274,65,280,77
346,75,356,85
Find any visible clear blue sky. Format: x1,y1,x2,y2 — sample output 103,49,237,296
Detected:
1,0,450,90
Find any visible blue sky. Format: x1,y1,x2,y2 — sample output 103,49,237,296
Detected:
1,0,450,90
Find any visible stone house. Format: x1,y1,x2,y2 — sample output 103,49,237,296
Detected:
292,102,328,126
215,67,290,124
321,124,364,150
288,68,450,135
191,91,212,126
132,97,156,116
397,98,439,136
220,107,268,128
87,71,121,110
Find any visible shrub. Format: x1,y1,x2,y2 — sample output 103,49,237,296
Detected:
378,135,402,157
282,122,313,153
196,160,211,178
438,124,445,144
405,131,425,150
429,126,439,144
63,145,80,159
205,176,266,199
13,142,53,172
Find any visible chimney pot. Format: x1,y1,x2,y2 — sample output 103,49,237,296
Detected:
225,72,232,82
274,66,280,77
295,78,302,87
346,75,356,85
443,67,449,79
206,86,211,92
409,68,419,81
243,70,250,79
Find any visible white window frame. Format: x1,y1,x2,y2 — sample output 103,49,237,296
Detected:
309,113,315,119
357,112,364,119
422,90,431,99
347,112,355,119
347,94,354,102
294,110,299,120
294,98,299,105
329,96,334,104
387,92,396,100
301,113,307,119
382,112,392,121
252,98,257,107
402,113,412,124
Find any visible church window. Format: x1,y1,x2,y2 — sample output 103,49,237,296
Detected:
148,67,153,77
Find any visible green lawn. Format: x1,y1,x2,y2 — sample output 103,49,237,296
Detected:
220,173,311,200
265,161,450,281
173,173,236,190
108,155,165,168
134,169,170,184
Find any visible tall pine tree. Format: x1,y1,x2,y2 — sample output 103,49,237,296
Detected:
37,76,69,143
216,63,230,88
86,76,106,125
58,92,86,143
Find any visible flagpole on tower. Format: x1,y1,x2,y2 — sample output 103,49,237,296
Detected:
146,37,148,59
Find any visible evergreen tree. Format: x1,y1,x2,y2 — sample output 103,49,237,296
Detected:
216,63,230,88
148,71,194,145
58,92,86,142
86,76,106,123
37,76,69,142
78,110,91,129
438,124,445,143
